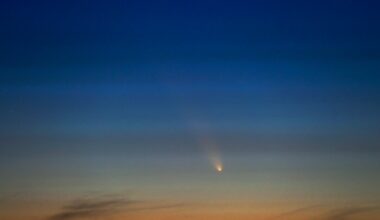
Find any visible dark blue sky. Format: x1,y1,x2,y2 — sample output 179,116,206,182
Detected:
1,0,380,156
1,0,380,82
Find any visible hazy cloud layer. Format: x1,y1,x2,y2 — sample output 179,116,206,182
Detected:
272,205,380,220
48,195,184,220
271,204,323,219
324,206,380,220
48,196,133,220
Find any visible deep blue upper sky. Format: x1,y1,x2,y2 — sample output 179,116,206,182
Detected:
0,0,380,157
1,0,380,83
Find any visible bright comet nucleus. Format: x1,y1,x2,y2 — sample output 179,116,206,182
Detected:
216,164,223,173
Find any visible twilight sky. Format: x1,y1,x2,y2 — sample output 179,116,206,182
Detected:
1,1,380,220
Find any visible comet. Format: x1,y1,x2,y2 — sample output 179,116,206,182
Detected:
209,149,223,174
186,119,224,174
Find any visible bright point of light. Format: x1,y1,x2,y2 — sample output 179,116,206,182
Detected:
215,164,223,173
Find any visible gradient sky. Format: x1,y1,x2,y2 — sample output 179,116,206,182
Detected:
1,1,380,220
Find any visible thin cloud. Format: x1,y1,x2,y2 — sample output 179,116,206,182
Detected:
49,197,133,220
324,206,380,220
271,204,323,219
48,195,185,220
129,203,186,212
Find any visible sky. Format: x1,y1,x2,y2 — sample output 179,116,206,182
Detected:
1,0,380,219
